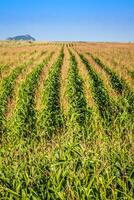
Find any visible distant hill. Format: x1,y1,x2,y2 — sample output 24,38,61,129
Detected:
7,34,36,41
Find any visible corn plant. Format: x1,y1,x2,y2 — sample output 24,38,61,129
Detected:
0,64,10,78
130,71,134,79
66,50,91,135
37,49,64,138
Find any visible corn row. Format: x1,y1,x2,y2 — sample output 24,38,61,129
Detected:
66,50,91,133
38,49,64,138
11,52,54,137
0,65,25,136
80,54,117,129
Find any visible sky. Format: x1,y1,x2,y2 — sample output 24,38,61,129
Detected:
0,0,134,41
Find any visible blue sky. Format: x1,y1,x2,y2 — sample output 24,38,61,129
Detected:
0,0,134,41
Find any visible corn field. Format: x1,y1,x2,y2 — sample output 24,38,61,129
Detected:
0,41,134,199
